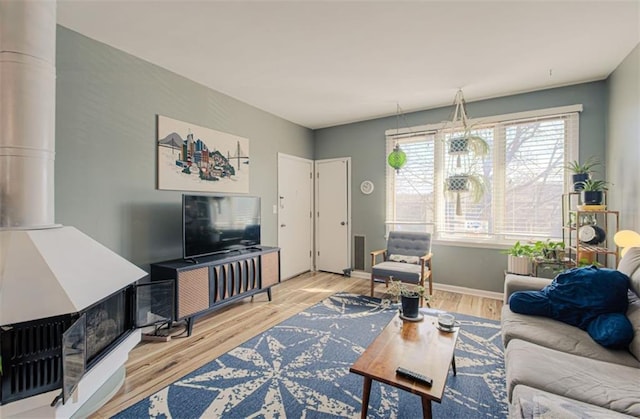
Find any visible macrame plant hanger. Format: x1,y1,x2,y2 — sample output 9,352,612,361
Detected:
444,90,487,216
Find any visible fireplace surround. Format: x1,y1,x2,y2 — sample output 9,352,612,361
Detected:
0,286,135,406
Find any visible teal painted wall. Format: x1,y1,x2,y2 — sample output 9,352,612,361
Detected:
607,43,640,232
314,83,608,293
55,24,633,294
55,26,314,270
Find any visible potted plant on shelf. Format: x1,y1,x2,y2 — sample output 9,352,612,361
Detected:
503,241,535,275
532,239,565,262
577,179,608,206
387,278,429,319
564,156,600,192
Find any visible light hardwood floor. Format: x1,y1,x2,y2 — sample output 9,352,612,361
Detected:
92,272,503,418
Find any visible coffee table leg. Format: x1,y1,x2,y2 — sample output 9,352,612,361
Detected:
452,353,457,376
421,396,432,419
360,377,372,419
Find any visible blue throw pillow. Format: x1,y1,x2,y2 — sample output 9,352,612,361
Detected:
587,313,634,349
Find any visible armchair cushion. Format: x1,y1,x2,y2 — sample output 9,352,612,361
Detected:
372,261,423,283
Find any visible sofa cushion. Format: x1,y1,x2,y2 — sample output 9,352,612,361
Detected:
627,292,640,362
510,384,635,419
618,246,640,296
501,306,640,368
505,339,640,416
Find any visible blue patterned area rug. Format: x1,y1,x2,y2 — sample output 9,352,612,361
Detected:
113,293,508,418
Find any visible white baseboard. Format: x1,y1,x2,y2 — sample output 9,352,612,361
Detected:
350,270,503,300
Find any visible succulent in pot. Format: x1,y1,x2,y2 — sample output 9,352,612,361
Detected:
564,157,600,192
577,179,608,205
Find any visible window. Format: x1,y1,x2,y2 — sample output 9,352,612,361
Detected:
386,107,580,244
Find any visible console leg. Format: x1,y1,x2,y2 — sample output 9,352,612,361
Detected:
267,287,272,301
186,317,194,337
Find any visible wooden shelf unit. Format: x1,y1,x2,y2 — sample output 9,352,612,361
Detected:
562,193,619,268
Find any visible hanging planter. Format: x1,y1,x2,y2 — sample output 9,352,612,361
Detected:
445,174,485,216
447,133,489,156
448,137,469,154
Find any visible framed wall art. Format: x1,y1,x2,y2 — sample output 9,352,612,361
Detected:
157,115,250,193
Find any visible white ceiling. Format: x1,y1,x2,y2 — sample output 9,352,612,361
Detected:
57,0,640,129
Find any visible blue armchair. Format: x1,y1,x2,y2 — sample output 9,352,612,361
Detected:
370,231,433,302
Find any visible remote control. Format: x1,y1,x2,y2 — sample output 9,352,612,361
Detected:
395,366,433,386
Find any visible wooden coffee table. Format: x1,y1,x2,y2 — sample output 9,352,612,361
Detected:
349,313,459,418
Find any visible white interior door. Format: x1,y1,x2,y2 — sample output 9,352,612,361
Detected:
315,157,351,274
277,153,313,280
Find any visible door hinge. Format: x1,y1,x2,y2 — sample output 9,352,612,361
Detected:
310,172,312,179
309,250,312,257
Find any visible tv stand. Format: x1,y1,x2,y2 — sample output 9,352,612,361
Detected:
150,246,280,336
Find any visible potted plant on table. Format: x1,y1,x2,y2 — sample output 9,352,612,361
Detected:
564,156,600,192
503,241,535,275
387,278,430,319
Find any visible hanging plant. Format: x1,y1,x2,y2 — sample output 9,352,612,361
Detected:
447,132,489,157
445,173,485,216
447,132,489,168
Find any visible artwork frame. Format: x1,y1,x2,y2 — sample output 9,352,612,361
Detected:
157,115,250,193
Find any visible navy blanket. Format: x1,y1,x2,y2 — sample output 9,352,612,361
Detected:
509,266,633,348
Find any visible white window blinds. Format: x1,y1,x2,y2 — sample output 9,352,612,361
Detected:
385,133,436,235
386,110,579,244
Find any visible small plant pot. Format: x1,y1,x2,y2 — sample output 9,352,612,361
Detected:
572,173,589,191
446,175,469,192
400,294,420,319
581,190,604,205
448,137,469,154
507,255,532,275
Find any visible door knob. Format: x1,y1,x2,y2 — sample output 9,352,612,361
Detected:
281,224,286,227
341,221,346,225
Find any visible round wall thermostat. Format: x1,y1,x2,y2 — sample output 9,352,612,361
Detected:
360,180,374,195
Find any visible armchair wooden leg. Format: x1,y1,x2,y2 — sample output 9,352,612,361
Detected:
370,274,375,297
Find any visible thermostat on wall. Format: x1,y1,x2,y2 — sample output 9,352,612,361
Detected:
360,180,374,195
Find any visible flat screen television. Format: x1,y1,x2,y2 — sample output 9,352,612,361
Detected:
182,194,261,259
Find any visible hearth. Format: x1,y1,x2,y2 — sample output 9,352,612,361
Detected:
0,280,175,408
0,287,135,405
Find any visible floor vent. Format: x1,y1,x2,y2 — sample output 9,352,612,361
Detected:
354,235,365,271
